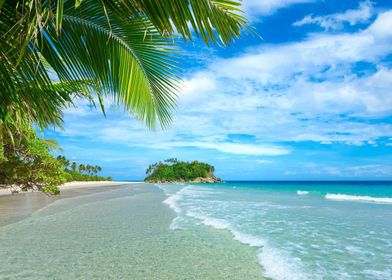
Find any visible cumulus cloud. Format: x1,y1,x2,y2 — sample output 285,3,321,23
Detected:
137,141,290,156
293,0,375,30
174,11,392,145
311,164,392,177
212,11,392,84
243,0,314,18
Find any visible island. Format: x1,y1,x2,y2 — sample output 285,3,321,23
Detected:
144,158,221,183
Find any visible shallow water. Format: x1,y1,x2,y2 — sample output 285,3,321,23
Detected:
158,181,392,280
0,183,263,279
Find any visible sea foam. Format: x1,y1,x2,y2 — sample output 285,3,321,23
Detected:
202,217,230,229
231,230,265,247
257,246,310,280
325,194,392,204
159,185,197,229
187,210,309,280
231,229,309,280
297,190,309,195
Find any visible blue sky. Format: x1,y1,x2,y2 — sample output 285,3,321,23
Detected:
47,0,392,180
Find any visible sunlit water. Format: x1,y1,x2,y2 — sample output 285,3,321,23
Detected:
158,181,392,280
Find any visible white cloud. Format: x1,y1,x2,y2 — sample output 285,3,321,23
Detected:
211,11,392,84
146,141,290,156
367,10,392,38
174,11,392,144
321,165,392,177
293,0,374,30
243,0,314,18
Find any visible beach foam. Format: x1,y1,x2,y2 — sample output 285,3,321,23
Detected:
257,246,310,280
230,229,309,280
325,194,392,204
163,195,182,214
159,185,197,229
185,204,309,280
187,210,309,279
231,230,265,247
297,190,309,195
201,217,231,229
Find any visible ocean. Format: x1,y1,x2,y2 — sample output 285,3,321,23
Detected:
157,181,392,280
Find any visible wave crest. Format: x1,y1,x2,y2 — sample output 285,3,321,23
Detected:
297,190,309,195
325,194,392,204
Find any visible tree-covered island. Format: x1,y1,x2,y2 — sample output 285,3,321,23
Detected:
145,158,221,183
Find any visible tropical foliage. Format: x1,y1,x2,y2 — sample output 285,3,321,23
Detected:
0,123,67,195
57,155,110,182
145,158,219,182
1,0,248,129
0,124,110,195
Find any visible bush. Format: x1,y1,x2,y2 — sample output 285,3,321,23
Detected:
0,123,66,195
0,123,111,195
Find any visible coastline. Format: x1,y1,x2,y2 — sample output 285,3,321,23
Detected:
0,182,264,279
0,181,140,197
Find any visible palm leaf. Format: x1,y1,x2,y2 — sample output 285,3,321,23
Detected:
102,0,248,45
1,0,248,129
39,1,180,128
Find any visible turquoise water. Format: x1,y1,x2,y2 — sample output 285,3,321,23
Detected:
158,181,392,280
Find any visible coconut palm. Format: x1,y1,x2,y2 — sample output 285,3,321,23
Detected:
0,0,248,129
78,164,86,174
71,162,77,172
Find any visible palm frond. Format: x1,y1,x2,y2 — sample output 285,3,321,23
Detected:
1,0,248,129
103,0,248,45
39,1,180,128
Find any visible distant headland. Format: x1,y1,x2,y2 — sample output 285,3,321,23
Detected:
144,158,221,183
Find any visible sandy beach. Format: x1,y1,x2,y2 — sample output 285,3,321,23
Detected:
0,181,140,196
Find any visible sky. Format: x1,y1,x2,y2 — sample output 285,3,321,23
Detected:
46,0,392,181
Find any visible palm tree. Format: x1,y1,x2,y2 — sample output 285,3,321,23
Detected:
56,155,70,170
64,158,70,170
1,0,248,130
91,166,97,176
78,164,86,174
71,162,77,172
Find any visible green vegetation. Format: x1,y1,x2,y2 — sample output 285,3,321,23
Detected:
1,0,248,130
0,123,110,195
0,123,66,195
145,158,221,183
56,155,110,183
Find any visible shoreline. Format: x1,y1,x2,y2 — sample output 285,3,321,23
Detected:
59,181,141,190
0,182,264,279
0,181,142,197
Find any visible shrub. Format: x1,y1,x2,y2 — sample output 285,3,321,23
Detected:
0,123,66,195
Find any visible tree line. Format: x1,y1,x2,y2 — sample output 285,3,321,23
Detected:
57,155,102,176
